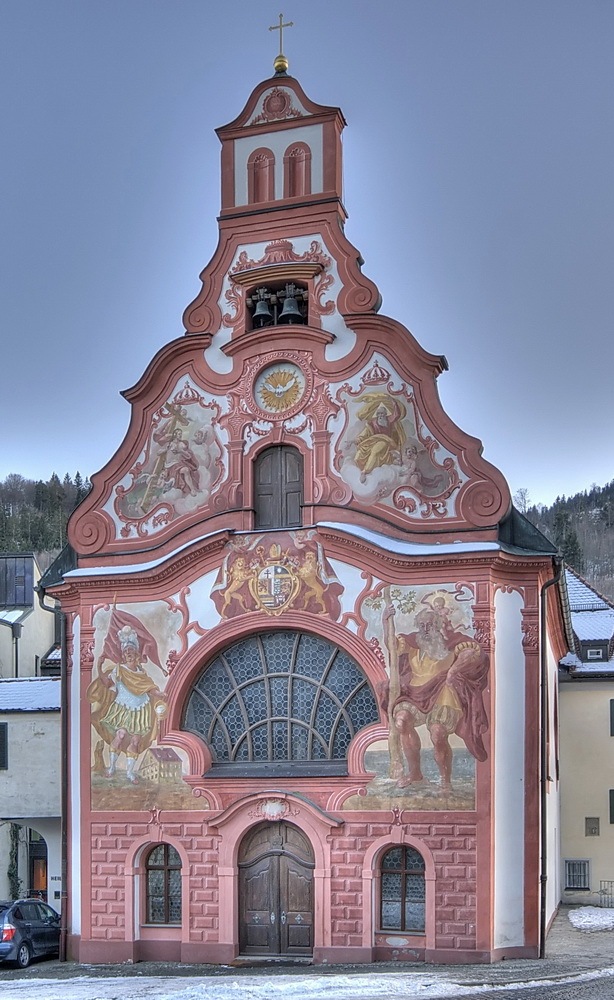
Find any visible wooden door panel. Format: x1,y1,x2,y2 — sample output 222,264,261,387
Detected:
254,447,303,529
239,822,313,957
279,855,313,955
239,857,279,955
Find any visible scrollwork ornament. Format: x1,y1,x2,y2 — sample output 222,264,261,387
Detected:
522,621,539,650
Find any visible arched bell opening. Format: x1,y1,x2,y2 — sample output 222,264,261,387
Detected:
246,280,308,329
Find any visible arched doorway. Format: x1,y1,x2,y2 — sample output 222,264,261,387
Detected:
238,821,314,957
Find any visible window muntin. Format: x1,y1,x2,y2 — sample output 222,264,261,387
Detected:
380,846,425,933
145,843,181,924
564,859,590,890
183,631,379,775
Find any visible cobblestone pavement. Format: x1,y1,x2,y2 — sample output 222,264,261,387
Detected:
0,906,612,999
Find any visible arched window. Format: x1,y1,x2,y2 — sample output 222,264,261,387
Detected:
283,142,312,198
254,445,303,530
182,631,380,777
145,843,181,924
380,846,425,933
248,147,275,204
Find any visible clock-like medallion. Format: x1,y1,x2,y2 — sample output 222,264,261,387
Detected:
253,362,306,417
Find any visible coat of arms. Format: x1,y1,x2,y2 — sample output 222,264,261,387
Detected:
211,532,343,620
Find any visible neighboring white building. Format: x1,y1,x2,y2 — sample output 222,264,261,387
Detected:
0,677,62,906
0,554,58,679
0,554,61,908
559,568,614,905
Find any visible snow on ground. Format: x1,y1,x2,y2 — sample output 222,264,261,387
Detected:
568,906,614,932
1,969,614,1000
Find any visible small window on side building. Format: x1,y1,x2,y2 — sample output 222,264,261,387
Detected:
564,859,590,890
585,817,600,836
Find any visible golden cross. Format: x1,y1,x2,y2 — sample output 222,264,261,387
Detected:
269,13,293,56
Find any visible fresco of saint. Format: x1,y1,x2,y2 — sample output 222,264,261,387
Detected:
87,612,167,784
333,377,459,512
347,585,489,811
114,380,224,532
382,603,489,791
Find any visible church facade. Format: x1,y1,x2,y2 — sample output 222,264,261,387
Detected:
51,65,566,964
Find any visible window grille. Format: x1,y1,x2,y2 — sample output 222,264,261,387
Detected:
380,846,426,933
564,859,590,890
0,722,7,770
182,631,380,776
145,843,181,924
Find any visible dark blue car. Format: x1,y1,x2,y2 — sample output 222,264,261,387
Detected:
0,899,60,967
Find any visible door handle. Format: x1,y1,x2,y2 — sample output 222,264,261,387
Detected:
270,911,275,924
281,911,287,924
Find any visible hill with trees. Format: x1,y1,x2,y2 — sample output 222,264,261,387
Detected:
0,472,90,570
1,472,613,599
518,480,614,600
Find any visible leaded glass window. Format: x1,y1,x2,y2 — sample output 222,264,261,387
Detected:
182,631,379,776
380,846,425,933
145,843,181,924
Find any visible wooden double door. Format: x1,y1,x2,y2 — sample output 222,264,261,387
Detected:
238,821,314,957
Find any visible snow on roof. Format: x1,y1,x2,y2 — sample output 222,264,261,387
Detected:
0,677,61,712
565,568,614,642
0,608,27,624
565,567,612,612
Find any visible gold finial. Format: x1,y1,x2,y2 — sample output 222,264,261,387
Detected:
269,13,293,74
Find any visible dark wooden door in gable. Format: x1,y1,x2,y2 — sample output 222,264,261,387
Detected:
238,821,314,956
254,446,303,530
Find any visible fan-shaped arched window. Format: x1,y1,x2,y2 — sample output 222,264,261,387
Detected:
182,631,380,777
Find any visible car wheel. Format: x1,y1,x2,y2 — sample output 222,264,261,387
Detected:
15,942,31,968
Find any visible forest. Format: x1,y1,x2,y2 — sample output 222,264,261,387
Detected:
0,472,613,599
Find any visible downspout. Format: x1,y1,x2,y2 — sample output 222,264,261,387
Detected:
36,588,68,963
539,556,563,959
0,619,22,677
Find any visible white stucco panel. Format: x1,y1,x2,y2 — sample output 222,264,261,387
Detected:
234,122,323,205
493,587,525,949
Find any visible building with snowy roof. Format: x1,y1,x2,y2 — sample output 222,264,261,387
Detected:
0,676,61,908
559,568,614,904
0,555,60,909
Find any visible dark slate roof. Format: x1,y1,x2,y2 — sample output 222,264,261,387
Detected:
38,545,78,591
498,506,558,555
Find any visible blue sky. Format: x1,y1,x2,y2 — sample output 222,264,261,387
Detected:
1,0,612,506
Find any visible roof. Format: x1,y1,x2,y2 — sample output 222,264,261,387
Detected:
145,747,181,762
560,567,614,676
0,608,28,625
0,677,61,712
497,506,558,555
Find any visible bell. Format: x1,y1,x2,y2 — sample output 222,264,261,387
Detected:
252,295,273,328
278,284,304,325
